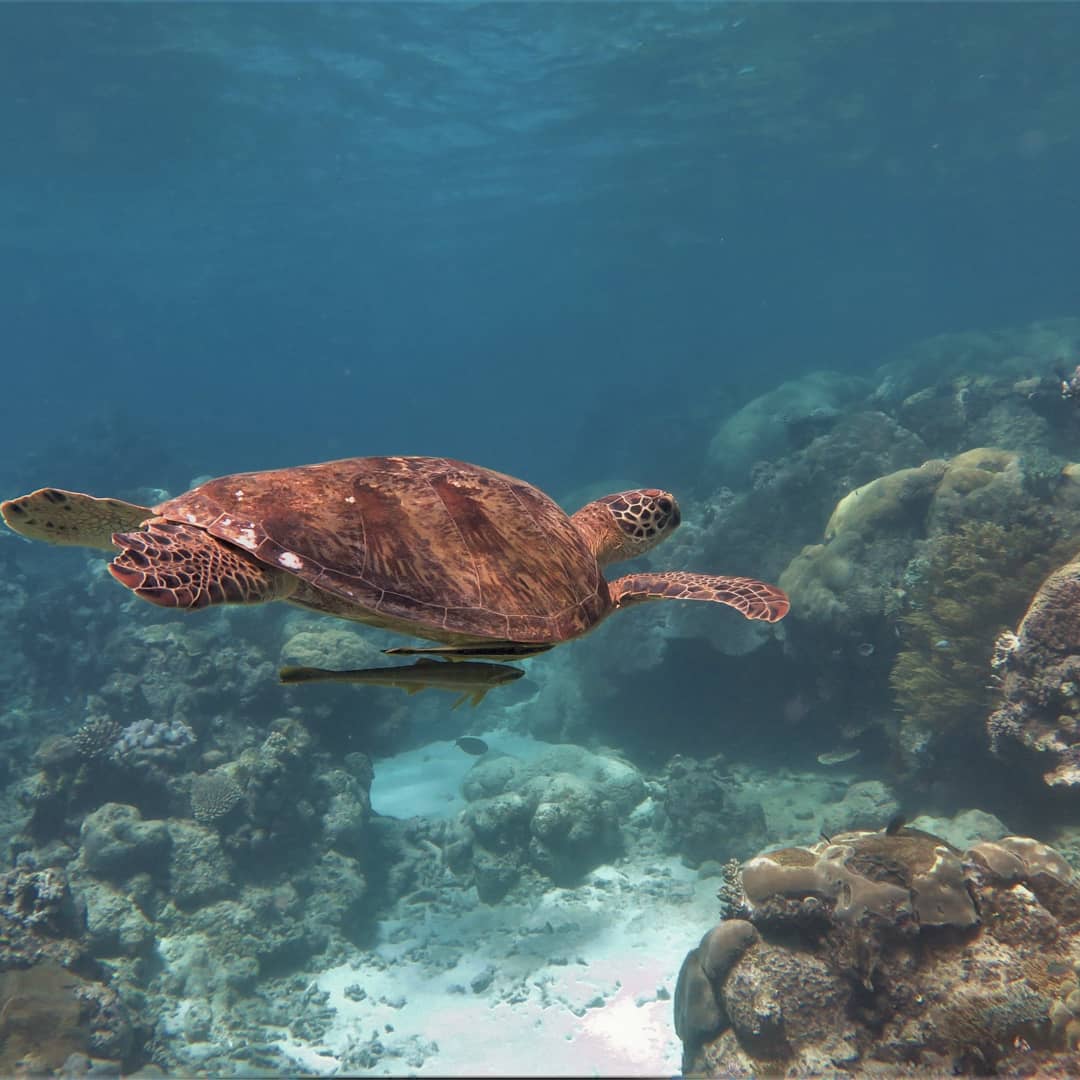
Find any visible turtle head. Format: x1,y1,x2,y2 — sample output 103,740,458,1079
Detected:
570,489,681,568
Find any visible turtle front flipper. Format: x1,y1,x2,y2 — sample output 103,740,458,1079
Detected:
110,520,297,609
608,571,789,623
1,489,152,551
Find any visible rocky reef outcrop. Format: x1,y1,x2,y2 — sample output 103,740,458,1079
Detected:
778,447,1080,773
0,864,135,1074
989,550,1080,788
450,745,647,901
675,827,1080,1075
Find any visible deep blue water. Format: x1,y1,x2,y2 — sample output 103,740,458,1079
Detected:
2,2,1078,500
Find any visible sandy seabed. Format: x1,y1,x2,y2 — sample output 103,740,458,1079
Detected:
276,733,711,1077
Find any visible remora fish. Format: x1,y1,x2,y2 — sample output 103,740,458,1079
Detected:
278,658,523,708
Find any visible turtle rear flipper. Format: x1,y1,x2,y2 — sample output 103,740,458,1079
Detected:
110,520,297,609
1,488,151,550
608,571,789,622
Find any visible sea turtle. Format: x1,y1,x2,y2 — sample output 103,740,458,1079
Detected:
1,455,788,658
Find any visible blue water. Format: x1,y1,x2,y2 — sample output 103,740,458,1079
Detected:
3,2,1077,497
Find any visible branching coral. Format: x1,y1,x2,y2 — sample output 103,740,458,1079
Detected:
74,714,121,760
890,521,1074,761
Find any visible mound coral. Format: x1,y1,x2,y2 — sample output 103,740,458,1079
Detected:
456,745,646,900
987,548,1080,787
675,829,1080,1075
0,961,132,1074
890,520,1074,763
780,447,1080,768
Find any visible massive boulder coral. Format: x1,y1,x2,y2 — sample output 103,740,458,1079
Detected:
675,828,1080,1076
681,410,928,653
79,802,171,881
98,621,276,728
455,745,646,900
779,448,1042,639
0,864,136,1071
889,518,1075,767
660,755,767,867
779,448,1080,770
280,621,387,671
988,549,1080,788
0,960,133,1074
706,370,869,487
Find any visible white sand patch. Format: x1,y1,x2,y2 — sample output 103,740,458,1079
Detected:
369,730,558,819
277,858,718,1076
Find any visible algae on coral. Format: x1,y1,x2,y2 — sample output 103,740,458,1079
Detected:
890,521,1074,764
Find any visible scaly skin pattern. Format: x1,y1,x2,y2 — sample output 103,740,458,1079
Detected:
110,520,297,608
608,570,790,623
570,488,680,567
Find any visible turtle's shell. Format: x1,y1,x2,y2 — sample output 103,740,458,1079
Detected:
154,455,609,643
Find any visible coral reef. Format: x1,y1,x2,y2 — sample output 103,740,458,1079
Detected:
676,829,1080,1075
891,520,1074,766
0,961,132,1075
706,370,870,487
660,755,767,867
72,714,122,761
190,769,243,825
819,780,899,837
79,803,170,881
455,745,646,900
3,697,379,1073
668,409,929,661
779,448,1061,643
0,865,82,957
988,548,1080,788
0,862,135,1073
780,447,1080,771
112,716,196,763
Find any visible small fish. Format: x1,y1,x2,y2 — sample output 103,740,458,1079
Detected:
279,659,524,708
934,639,951,650
885,813,906,836
455,736,489,756
817,747,861,766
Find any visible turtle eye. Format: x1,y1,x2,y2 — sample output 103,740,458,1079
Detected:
656,495,680,529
